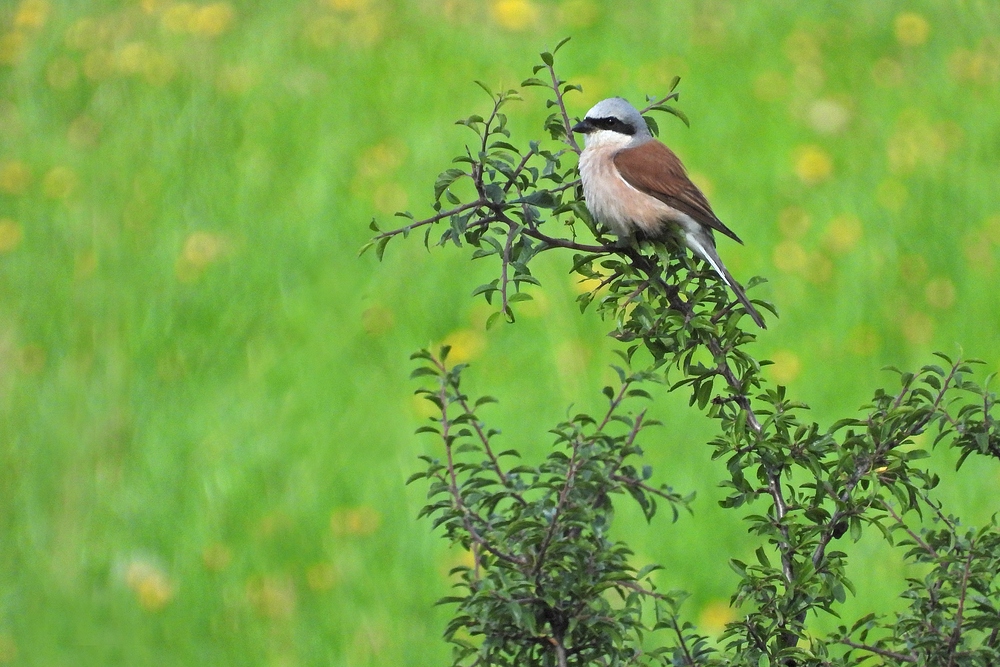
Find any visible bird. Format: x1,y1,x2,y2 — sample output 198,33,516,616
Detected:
571,97,767,329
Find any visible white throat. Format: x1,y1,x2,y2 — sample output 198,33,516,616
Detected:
581,129,637,152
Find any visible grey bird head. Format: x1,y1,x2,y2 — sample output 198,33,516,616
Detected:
571,97,652,141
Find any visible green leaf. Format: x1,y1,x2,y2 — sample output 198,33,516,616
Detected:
434,168,466,201
540,51,553,67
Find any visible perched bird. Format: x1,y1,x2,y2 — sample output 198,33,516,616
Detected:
572,97,767,329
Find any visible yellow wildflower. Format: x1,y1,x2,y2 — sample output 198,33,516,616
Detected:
925,278,956,310
822,215,863,254
14,0,50,30
793,145,832,185
0,33,27,66
491,0,539,30
124,559,174,612
778,207,811,239
0,161,31,195
0,220,23,252
441,328,486,363
42,166,78,199
768,350,802,385
895,12,929,47
189,3,236,38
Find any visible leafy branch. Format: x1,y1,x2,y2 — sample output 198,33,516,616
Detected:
371,42,1000,666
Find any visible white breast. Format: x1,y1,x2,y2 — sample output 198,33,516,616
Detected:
578,133,678,240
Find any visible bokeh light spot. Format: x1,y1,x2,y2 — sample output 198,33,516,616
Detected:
65,18,104,51
490,0,540,31
74,249,98,279
901,310,934,347
899,254,928,285
768,350,802,385
331,506,382,537
189,3,236,38
948,46,1000,85
216,64,257,96
124,558,175,611
783,29,820,65
778,206,811,239
752,70,787,102
327,0,371,9
0,161,31,195
14,0,50,30
67,115,101,149
202,543,232,571
689,172,713,199
772,240,808,275
985,215,1000,245
303,16,340,49
0,220,23,253
372,183,408,215
557,0,599,29
0,33,27,67
42,166,78,199
962,230,995,274
0,634,16,663
847,325,879,356
82,49,114,80
116,42,151,75
823,214,862,253
555,340,588,388
18,343,48,375
793,145,832,185
441,328,486,363
698,599,736,636
183,231,225,267
808,98,850,135
246,575,296,619
306,563,337,591
925,277,956,310
361,305,394,335
142,52,177,86
895,12,929,47
871,57,904,87
358,139,407,180
161,3,197,33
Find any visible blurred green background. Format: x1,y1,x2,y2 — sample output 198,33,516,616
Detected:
2,0,1000,664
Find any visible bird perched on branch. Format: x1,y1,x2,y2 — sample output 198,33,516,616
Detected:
572,97,767,329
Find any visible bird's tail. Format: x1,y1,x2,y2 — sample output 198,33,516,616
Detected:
683,232,767,330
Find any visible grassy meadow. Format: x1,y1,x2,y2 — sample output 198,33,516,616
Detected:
1,0,1000,664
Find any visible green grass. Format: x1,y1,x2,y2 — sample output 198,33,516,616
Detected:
1,0,1000,664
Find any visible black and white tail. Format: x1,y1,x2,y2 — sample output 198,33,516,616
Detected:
683,231,767,330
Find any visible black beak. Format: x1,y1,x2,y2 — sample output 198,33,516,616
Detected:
571,119,594,134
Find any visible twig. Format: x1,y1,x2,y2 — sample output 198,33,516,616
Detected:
500,223,517,319
502,146,538,193
533,433,582,579
879,500,939,558
840,638,918,663
945,544,975,667
546,61,581,154
639,91,681,114
439,382,528,567
372,197,484,242
812,362,962,570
